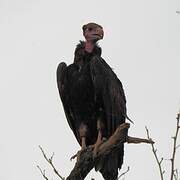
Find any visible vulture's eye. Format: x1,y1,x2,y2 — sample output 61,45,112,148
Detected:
88,27,93,31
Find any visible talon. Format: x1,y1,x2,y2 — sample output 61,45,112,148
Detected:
70,146,86,161
70,154,77,161
93,139,103,158
70,151,81,161
89,144,95,149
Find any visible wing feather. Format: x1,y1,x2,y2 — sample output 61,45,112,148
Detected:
90,56,126,136
56,62,80,143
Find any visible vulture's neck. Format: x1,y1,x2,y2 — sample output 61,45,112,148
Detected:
73,41,102,64
85,41,95,53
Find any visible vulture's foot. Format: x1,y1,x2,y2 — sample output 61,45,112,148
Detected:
92,137,107,158
70,136,87,161
70,146,87,161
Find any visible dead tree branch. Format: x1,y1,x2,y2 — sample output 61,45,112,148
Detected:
39,146,65,180
145,126,165,180
66,123,154,180
38,123,153,180
170,112,180,180
38,112,180,180
37,165,49,180
127,136,154,144
173,169,179,180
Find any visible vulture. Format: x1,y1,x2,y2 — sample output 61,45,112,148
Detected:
57,23,127,180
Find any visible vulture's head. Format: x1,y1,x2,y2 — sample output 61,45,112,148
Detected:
82,23,104,42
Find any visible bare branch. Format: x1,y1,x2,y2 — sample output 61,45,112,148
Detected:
37,165,49,180
176,144,180,150
145,126,165,180
173,169,179,180
127,136,154,144
38,123,155,180
39,146,65,180
66,123,153,180
170,112,180,180
159,158,163,165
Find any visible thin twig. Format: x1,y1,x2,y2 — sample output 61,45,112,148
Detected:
118,166,130,179
176,144,180,150
39,146,65,180
37,165,49,180
173,169,178,180
170,112,180,180
145,127,165,180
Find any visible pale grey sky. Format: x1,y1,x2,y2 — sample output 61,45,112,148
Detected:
0,0,180,180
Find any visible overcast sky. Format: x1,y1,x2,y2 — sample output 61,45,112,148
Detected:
0,0,180,180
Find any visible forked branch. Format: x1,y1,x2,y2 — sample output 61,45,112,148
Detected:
37,165,49,180
38,146,65,180
145,127,165,180
170,112,180,180
66,123,153,180
38,123,154,180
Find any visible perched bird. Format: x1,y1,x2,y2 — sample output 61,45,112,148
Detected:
57,23,127,180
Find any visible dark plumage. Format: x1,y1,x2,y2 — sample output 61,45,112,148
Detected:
57,23,127,180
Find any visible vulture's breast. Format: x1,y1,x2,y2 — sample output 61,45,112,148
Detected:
67,63,96,114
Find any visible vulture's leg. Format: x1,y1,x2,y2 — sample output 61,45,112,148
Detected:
93,119,105,157
70,123,88,161
77,123,88,161
79,123,87,150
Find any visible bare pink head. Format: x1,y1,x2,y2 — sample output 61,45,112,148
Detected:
82,23,104,43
